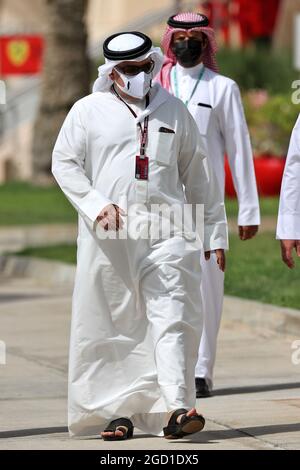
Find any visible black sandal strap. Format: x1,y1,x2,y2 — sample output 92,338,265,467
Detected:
163,413,205,439
104,417,133,435
167,408,188,426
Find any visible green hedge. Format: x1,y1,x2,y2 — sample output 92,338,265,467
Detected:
217,47,299,94
217,48,300,156
243,93,300,156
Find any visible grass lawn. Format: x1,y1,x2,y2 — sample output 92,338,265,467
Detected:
15,244,77,265
225,232,300,310
225,196,279,218
0,181,278,225
13,232,300,310
0,182,77,225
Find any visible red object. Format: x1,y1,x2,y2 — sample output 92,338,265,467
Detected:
135,155,149,180
202,0,281,45
202,1,231,45
236,0,281,44
0,35,44,76
225,156,286,197
225,157,236,197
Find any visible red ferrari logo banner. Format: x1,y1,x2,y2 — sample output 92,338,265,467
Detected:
0,36,44,76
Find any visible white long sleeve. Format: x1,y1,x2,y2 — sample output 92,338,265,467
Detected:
52,102,112,226
219,82,260,226
179,110,228,252
276,114,300,240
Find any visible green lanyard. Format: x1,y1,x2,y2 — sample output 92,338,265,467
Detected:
172,65,205,106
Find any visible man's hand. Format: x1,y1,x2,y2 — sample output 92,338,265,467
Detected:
204,249,226,272
96,204,126,232
280,239,300,269
239,225,259,241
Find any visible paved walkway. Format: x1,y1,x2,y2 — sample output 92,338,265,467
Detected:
0,274,299,450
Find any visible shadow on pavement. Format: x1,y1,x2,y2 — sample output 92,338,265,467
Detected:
0,427,154,440
0,293,50,303
0,427,68,439
213,382,300,396
174,422,300,444
1,422,300,443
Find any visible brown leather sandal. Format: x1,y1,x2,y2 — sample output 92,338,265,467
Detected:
163,408,205,439
102,417,134,441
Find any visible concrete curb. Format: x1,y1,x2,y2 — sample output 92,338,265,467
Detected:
1,254,299,335
223,295,300,336
0,224,77,255
0,255,75,287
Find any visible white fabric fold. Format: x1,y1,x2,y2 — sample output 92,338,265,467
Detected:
277,114,300,240
52,79,228,437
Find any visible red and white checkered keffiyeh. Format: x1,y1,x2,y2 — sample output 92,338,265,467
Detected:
157,12,218,91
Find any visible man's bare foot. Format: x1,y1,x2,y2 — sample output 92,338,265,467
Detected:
101,418,134,441
101,425,128,439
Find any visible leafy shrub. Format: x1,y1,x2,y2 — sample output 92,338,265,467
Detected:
243,92,300,157
217,47,298,94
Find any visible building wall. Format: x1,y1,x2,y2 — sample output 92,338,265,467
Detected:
0,0,175,37
88,0,172,43
0,0,46,34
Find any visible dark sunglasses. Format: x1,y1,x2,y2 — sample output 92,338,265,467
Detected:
116,60,155,76
173,36,204,44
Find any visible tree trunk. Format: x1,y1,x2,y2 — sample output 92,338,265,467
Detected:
273,0,300,51
174,0,182,13
32,0,90,180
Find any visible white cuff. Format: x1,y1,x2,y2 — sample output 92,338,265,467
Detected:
204,223,229,251
276,213,300,240
237,205,261,226
79,189,112,223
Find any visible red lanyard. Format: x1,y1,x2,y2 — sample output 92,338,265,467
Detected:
139,112,149,157
112,85,150,158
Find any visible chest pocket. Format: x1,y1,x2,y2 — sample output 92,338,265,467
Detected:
148,131,177,166
190,103,212,136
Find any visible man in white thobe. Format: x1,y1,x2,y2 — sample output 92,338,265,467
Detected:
277,115,300,268
52,31,228,440
158,12,260,397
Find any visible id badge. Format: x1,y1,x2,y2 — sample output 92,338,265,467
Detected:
135,155,149,180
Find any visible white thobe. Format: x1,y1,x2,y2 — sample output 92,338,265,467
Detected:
52,83,228,437
277,114,300,240
169,63,260,388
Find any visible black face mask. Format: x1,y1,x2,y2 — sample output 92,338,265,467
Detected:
171,38,203,68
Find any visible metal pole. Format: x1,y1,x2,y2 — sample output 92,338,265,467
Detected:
294,13,300,71
174,0,182,13
0,0,3,78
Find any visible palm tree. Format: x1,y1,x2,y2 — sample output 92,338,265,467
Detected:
32,0,90,180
